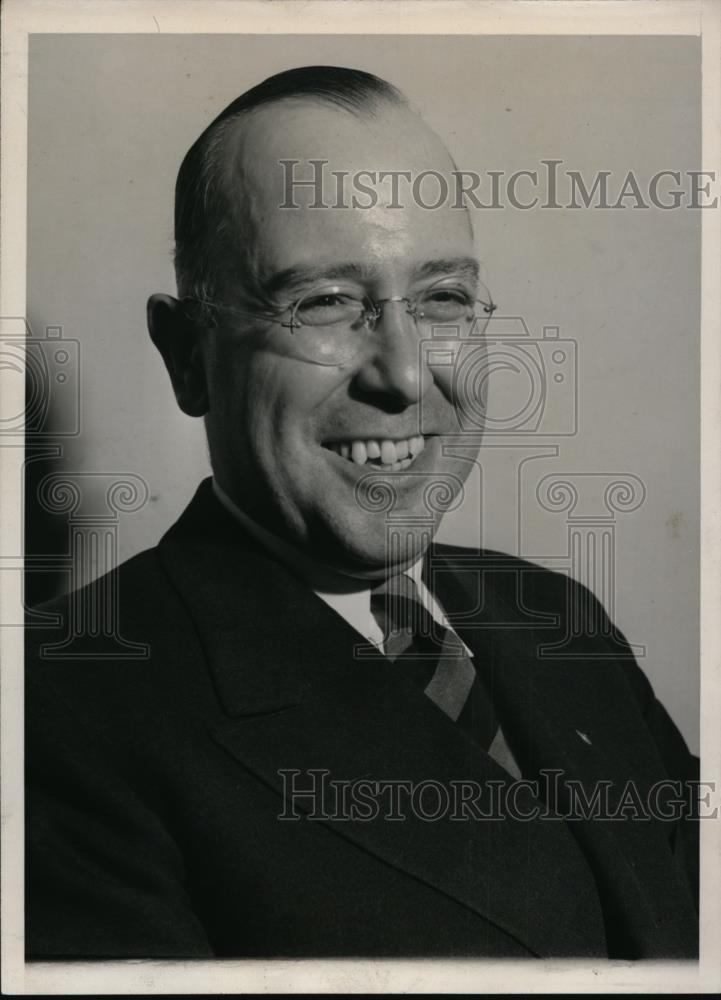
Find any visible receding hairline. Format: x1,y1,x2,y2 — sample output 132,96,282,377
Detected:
186,94,420,300
172,67,470,302
173,76,409,298
176,66,408,234
209,92,456,204
211,91,409,173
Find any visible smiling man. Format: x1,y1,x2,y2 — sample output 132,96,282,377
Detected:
152,74,482,576
26,67,699,960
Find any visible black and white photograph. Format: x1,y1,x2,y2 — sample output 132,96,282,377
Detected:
2,0,720,994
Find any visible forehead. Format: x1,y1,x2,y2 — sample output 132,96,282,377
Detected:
221,99,473,286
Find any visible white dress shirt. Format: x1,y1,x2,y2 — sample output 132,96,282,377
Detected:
212,479,473,658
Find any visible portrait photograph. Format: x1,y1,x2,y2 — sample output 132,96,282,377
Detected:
1,0,720,995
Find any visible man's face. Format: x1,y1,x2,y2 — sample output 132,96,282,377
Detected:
202,100,482,576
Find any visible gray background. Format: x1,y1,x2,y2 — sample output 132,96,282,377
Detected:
27,34,700,750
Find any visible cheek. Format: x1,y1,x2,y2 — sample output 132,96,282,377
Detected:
429,341,487,411
209,343,349,459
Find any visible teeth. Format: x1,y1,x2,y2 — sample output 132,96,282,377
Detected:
327,435,426,470
409,435,425,456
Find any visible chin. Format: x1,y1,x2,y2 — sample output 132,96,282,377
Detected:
311,509,438,580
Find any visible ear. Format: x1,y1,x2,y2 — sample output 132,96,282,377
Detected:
147,294,209,417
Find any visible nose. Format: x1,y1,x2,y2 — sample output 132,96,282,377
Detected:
352,299,432,406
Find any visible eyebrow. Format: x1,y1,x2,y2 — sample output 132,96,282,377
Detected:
264,256,480,298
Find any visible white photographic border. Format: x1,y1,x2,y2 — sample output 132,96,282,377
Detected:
2,1,719,994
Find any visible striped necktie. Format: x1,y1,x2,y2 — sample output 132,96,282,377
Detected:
370,573,495,745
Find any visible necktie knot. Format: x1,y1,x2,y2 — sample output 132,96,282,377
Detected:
370,573,436,657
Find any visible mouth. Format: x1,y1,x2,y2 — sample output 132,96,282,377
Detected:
322,435,428,473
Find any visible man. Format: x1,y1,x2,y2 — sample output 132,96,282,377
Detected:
26,66,698,959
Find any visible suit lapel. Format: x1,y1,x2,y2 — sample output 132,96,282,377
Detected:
210,670,609,958
426,549,698,958
157,481,609,957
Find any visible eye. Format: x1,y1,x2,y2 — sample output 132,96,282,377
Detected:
294,289,365,328
417,285,475,321
299,292,352,310
425,287,473,304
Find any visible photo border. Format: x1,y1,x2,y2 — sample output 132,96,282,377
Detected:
2,1,719,994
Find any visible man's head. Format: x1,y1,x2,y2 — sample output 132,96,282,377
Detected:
149,66,486,577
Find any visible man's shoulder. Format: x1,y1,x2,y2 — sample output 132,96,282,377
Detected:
25,544,192,683
434,541,555,570
24,539,221,742
433,541,654,710
28,544,167,628
432,541,576,606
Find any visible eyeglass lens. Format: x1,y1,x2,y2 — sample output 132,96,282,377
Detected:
288,280,495,366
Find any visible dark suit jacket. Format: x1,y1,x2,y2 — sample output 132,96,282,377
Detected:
26,479,699,959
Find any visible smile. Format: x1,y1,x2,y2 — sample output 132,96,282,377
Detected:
323,435,426,472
